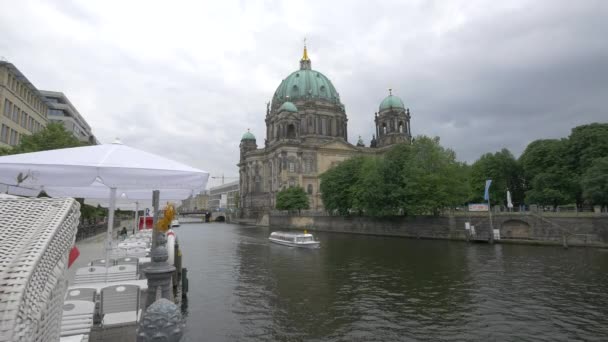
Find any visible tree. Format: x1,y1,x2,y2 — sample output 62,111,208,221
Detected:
470,148,523,206
565,123,608,205
581,157,608,210
4,122,83,155
320,157,365,215
401,136,469,215
275,186,309,212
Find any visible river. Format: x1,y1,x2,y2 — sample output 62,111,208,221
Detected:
177,222,608,341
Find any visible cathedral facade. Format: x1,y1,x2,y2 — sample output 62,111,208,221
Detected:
239,46,412,217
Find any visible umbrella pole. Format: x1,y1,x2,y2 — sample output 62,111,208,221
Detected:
106,187,117,259
134,201,139,234
151,190,160,248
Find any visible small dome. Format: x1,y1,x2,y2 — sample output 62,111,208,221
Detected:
279,101,298,112
241,131,256,141
379,95,405,111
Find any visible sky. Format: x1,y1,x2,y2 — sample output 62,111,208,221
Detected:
1,0,606,188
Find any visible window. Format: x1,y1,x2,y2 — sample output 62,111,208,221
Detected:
12,106,19,123
307,184,313,195
9,129,16,145
3,99,11,118
0,125,8,143
286,124,296,139
289,162,295,173
21,112,27,128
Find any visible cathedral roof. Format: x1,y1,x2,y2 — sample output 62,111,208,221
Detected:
379,94,405,111
278,101,298,112
272,46,342,107
241,130,256,141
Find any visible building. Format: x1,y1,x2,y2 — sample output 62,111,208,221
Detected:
179,191,210,212
239,45,412,217
208,180,239,212
0,61,49,148
40,90,98,144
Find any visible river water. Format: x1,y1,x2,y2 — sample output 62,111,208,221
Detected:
177,222,608,341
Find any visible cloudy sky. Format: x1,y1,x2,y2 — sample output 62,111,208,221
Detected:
1,0,606,187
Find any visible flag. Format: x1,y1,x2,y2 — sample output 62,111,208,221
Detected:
484,179,492,201
507,190,513,208
68,246,80,268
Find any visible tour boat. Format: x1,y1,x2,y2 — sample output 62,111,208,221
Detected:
171,219,180,227
269,231,320,248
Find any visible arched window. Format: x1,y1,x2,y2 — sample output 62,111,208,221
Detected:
307,184,313,195
286,124,296,139
382,123,387,134
398,121,404,133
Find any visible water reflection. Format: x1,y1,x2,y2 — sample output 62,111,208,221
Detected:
178,223,608,341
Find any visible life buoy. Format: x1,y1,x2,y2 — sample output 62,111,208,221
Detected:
167,230,176,266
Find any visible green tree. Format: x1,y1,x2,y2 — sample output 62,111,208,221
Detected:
4,122,84,155
470,148,523,206
320,157,365,215
565,123,608,205
275,186,309,212
519,139,577,207
581,157,608,210
401,136,469,215
350,156,394,216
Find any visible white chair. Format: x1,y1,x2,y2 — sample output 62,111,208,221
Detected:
73,266,108,285
125,246,147,257
100,285,140,327
65,288,96,302
106,264,138,282
60,300,95,338
89,258,115,267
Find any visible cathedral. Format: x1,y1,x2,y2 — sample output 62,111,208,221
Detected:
239,45,412,217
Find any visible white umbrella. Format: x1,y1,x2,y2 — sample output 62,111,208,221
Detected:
0,140,209,252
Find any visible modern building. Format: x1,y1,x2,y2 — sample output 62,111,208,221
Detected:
238,45,412,217
0,61,49,148
40,90,98,144
208,180,239,212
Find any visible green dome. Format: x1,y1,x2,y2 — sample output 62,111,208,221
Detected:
379,95,405,111
273,69,341,105
241,131,256,141
278,101,298,112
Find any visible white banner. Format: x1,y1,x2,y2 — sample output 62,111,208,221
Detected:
468,203,489,212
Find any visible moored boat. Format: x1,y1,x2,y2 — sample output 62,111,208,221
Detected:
269,231,320,248
171,219,180,227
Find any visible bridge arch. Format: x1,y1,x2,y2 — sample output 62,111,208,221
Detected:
500,219,531,239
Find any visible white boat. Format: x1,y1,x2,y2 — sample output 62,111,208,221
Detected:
269,231,320,249
171,219,180,227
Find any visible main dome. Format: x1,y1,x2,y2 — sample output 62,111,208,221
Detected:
272,47,341,107
273,69,340,104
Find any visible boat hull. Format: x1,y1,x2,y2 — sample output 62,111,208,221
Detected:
269,238,320,249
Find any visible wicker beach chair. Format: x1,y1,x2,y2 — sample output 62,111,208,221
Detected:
100,284,140,327
0,198,80,342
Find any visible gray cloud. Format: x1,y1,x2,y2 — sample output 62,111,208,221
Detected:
1,0,606,187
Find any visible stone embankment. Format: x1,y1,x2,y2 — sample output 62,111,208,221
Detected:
269,213,608,248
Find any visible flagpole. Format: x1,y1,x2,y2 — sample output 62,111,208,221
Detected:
488,192,494,244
